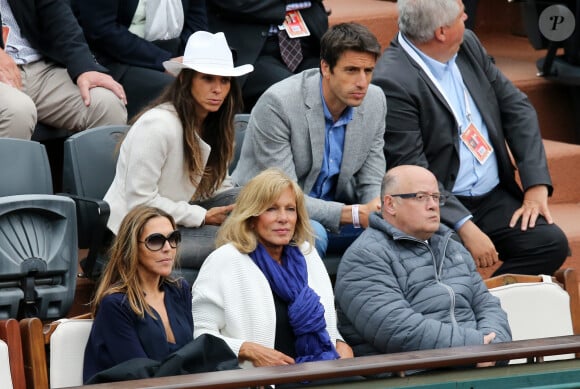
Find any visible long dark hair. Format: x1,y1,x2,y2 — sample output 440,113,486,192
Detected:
132,69,243,199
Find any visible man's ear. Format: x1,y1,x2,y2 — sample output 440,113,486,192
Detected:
383,195,396,216
434,26,447,42
320,59,330,79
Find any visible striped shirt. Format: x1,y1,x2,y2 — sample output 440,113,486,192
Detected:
0,0,42,64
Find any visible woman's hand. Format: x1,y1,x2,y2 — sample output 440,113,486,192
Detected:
238,341,295,367
336,340,354,359
204,204,234,226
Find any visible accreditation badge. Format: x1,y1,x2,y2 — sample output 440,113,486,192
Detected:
282,10,311,38
460,122,494,164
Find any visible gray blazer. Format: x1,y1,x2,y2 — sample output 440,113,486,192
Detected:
232,68,387,231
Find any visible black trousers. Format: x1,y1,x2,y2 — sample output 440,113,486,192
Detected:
106,62,174,120
456,186,569,276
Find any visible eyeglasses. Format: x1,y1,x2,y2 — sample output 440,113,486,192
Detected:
389,192,447,206
139,230,181,251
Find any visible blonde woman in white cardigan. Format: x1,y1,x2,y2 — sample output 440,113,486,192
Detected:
104,31,253,283
191,168,353,369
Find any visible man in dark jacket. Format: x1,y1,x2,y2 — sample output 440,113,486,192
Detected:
0,0,127,139
206,0,328,110
335,165,511,360
372,0,568,276
73,0,208,119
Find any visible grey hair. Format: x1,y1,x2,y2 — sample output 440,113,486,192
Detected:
380,171,400,213
398,0,461,43
380,171,398,200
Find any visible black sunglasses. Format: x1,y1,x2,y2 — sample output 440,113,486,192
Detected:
389,192,447,206
139,230,181,251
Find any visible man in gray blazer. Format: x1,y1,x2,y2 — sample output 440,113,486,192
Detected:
232,23,386,256
372,0,568,276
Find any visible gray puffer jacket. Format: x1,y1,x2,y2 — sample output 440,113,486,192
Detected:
335,213,511,356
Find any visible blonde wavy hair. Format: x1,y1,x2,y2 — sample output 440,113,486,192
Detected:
216,168,314,253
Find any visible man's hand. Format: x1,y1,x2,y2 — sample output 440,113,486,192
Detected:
476,332,497,367
483,332,496,344
336,340,354,359
509,185,552,231
457,220,499,267
165,56,183,74
0,49,22,89
358,196,381,228
340,197,380,228
76,71,127,106
238,341,295,367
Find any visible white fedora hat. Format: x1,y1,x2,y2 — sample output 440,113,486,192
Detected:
163,31,253,77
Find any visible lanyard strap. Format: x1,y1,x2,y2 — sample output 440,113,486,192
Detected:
399,32,469,131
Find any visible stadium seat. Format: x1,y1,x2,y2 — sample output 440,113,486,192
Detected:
20,314,92,389
62,125,129,279
230,113,250,174
0,319,26,389
485,268,580,363
0,138,77,320
521,0,580,141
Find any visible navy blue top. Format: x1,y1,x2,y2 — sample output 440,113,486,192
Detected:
83,279,193,383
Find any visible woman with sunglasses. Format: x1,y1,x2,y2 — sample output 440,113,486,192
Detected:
83,205,191,383
103,30,253,284
192,169,353,371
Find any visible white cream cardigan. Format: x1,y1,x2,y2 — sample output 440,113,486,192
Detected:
191,242,342,368
104,103,232,233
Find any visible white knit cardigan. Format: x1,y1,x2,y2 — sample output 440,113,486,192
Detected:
191,242,341,368
104,103,233,233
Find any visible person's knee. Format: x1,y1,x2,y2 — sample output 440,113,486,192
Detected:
544,224,570,264
0,90,37,139
178,225,220,270
521,223,569,273
84,88,127,128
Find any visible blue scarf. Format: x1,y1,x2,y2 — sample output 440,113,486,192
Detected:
249,243,339,363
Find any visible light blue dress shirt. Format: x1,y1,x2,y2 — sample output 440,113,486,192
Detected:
309,81,353,201
405,35,500,229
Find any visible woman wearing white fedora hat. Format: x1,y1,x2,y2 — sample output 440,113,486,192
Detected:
103,31,253,284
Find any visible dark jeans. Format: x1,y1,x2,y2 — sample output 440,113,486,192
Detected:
175,187,241,283
456,186,569,276
311,220,364,257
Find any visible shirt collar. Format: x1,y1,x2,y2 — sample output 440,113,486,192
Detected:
320,79,354,126
401,33,458,82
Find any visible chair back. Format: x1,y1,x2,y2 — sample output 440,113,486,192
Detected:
485,269,580,363
20,315,92,389
0,340,13,389
0,195,78,319
229,113,250,174
62,125,129,199
0,139,52,195
49,319,93,388
0,319,26,389
62,125,128,268
0,139,77,320
521,1,580,79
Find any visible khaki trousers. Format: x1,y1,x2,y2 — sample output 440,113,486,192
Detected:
0,59,127,139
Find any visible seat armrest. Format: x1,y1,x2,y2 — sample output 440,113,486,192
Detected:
58,193,111,279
